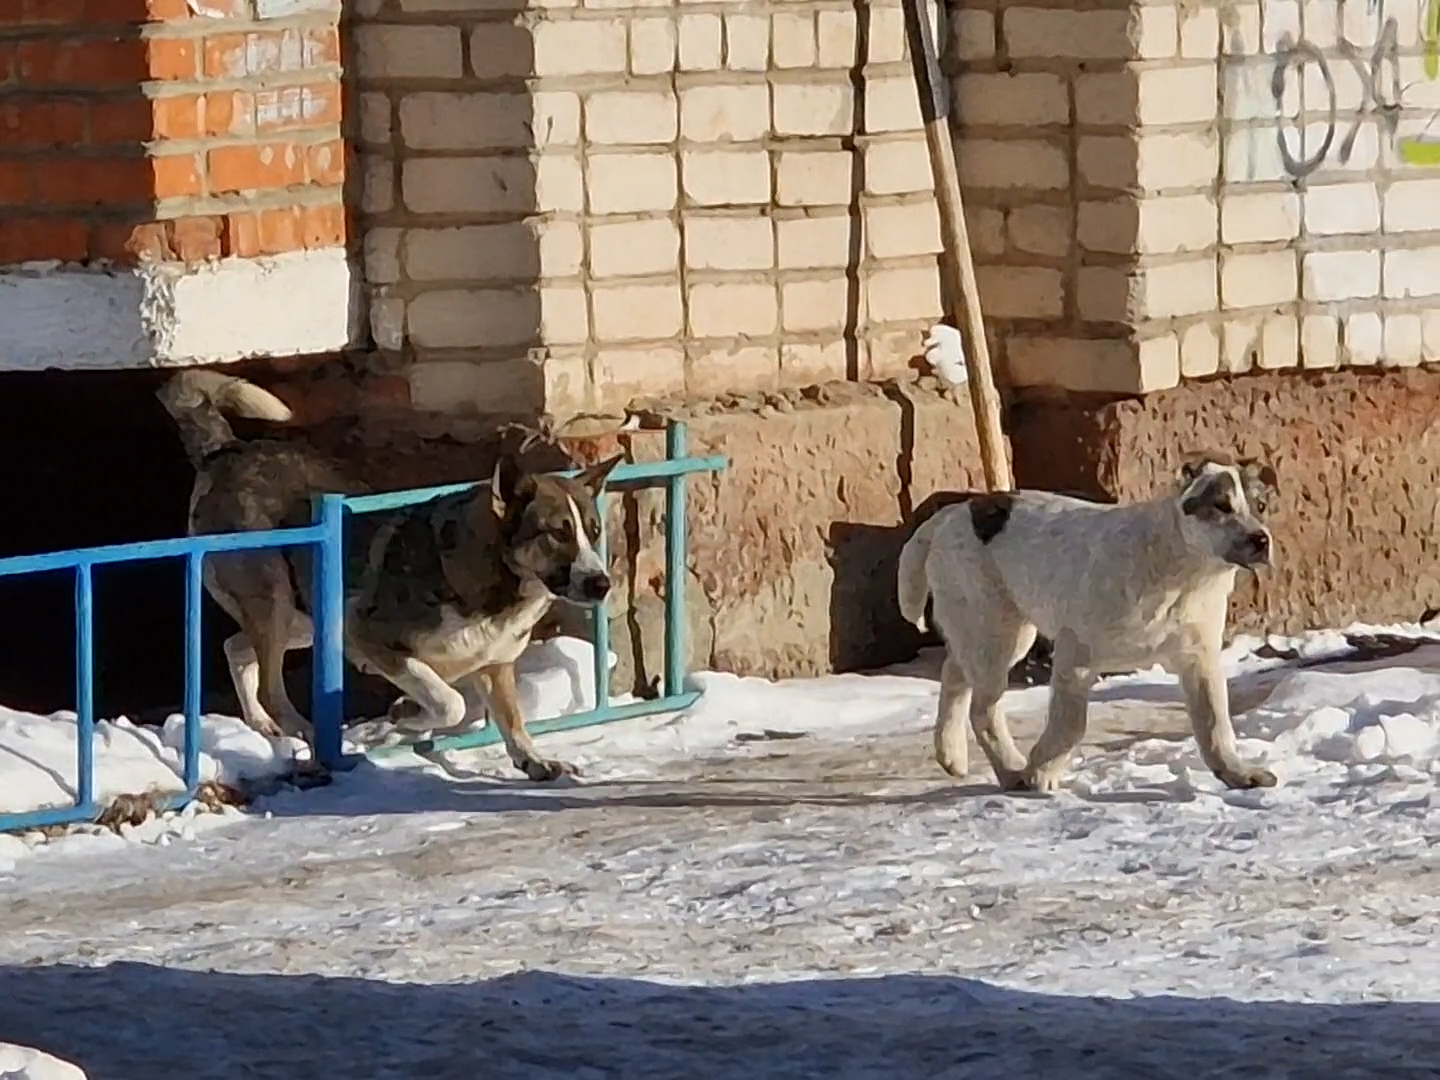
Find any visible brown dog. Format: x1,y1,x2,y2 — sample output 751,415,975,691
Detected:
159,370,620,781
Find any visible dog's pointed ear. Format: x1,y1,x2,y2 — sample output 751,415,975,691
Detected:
576,453,623,495
489,454,535,519
1237,458,1279,510
1238,459,1278,491
1178,453,1211,487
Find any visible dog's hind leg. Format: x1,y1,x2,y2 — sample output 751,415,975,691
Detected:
223,634,284,739
252,603,314,744
930,587,1032,786
472,663,576,783
966,618,1035,790
1023,631,1095,793
933,655,971,777
380,657,468,735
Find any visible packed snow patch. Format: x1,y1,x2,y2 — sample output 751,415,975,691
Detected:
4,626,1440,867
0,1043,86,1080
2,627,1440,1077
0,707,300,818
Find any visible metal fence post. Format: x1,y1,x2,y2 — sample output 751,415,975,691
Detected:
592,490,611,713
663,421,687,699
74,562,95,810
311,494,347,770
183,552,204,791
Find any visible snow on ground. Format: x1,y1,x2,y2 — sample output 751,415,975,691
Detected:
0,1043,86,1080
1,629,1439,1078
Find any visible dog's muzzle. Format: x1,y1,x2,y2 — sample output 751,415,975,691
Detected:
570,571,611,603
1231,529,1273,569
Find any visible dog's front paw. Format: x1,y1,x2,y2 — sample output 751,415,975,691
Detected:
1214,765,1277,790
1005,766,1065,794
519,756,580,783
387,696,433,731
935,749,968,779
996,768,1035,793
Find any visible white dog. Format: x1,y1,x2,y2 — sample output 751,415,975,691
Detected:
897,454,1279,793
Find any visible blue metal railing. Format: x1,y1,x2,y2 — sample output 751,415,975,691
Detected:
0,420,725,833
0,522,331,833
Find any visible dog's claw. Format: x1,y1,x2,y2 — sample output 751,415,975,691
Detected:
520,757,579,783
1216,766,1278,790
996,769,1033,793
935,754,967,779
1001,767,1066,794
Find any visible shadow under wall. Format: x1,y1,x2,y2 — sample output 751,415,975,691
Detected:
825,490,973,672
827,491,1053,682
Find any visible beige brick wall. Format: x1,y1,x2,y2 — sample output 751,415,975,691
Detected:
354,0,946,419
950,0,1174,394
954,0,1440,393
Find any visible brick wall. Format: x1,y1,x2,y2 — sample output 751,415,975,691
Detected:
949,0,1176,395
0,0,355,369
955,0,1440,394
354,0,948,419
1211,0,1440,372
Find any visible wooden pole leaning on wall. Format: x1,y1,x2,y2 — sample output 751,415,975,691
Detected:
900,0,1014,492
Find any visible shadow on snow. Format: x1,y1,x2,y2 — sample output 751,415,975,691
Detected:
1,963,1436,1080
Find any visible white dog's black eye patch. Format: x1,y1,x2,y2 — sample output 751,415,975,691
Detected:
1182,470,1240,520
1179,453,1278,518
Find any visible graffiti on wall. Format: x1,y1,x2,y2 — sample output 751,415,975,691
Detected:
1405,0,1440,161
1225,0,1440,179
1267,14,1400,177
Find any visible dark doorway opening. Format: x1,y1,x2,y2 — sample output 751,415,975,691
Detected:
0,370,234,722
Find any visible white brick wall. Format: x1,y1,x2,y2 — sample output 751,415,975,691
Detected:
355,0,1440,412
1204,0,1440,372
355,0,945,416
955,0,1440,393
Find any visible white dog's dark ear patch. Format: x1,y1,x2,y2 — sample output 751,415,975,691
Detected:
1178,451,1233,486
969,492,1014,544
1237,459,1278,514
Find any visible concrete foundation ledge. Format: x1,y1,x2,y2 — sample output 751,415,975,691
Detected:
243,367,1440,688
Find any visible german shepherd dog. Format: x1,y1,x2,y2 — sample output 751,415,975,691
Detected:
158,370,620,781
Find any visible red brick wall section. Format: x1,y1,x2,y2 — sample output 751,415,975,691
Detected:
0,0,345,267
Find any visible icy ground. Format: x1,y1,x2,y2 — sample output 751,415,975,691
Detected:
1,629,1439,1079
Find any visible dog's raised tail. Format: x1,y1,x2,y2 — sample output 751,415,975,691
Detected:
157,370,294,464
897,514,939,633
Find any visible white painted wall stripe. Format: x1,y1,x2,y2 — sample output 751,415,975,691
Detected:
0,249,360,372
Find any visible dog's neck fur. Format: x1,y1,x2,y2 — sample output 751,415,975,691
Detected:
439,496,553,622
1153,496,1238,587
1070,495,1239,628
1106,496,1239,637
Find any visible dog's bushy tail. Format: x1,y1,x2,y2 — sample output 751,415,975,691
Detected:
157,370,294,465
897,514,939,633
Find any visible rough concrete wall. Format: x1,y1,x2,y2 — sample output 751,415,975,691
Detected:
291,377,984,685
0,0,355,370
353,0,948,421
1012,366,1440,637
